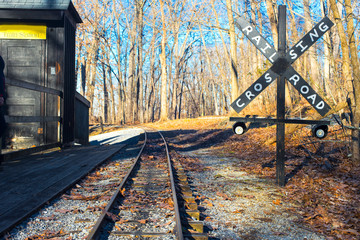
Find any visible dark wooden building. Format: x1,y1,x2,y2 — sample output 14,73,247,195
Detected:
0,0,89,151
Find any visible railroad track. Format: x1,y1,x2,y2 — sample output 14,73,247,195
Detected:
4,129,207,239
86,129,207,239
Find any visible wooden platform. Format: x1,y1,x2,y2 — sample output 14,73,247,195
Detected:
0,143,126,235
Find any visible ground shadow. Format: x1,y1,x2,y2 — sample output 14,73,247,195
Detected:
260,142,346,185
162,129,233,153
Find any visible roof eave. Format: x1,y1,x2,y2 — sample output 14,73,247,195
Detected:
68,2,82,24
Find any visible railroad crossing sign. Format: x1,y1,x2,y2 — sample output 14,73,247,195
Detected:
230,8,333,116
230,5,334,186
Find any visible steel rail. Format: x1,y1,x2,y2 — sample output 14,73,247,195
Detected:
86,129,148,240
159,131,184,240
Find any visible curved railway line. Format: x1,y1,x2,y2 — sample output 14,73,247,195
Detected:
3,129,207,240
87,129,207,239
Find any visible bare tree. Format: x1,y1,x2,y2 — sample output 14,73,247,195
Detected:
344,0,360,162
226,0,240,105
159,0,168,121
72,0,359,133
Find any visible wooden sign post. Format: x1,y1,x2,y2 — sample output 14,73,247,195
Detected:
230,5,334,186
276,5,287,186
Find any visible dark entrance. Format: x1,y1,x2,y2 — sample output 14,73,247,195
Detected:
2,39,46,148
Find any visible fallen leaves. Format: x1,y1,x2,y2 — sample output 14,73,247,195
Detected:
25,229,67,240
106,212,120,222
63,194,98,201
99,195,112,201
272,199,282,205
232,209,244,214
216,191,231,200
138,219,147,224
164,197,173,205
120,188,126,196
254,217,273,222
341,229,360,236
55,209,71,214
86,206,104,212
116,219,129,224
203,199,213,207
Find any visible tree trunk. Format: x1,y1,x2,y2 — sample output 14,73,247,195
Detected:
265,0,278,48
112,2,125,124
101,61,108,123
171,22,180,120
127,11,137,124
178,76,185,119
303,0,320,87
344,0,360,162
136,0,145,123
86,43,99,119
200,26,218,115
147,26,157,122
159,0,168,121
107,64,116,124
329,0,352,93
226,0,239,104
321,0,337,105
211,0,231,80
212,82,219,115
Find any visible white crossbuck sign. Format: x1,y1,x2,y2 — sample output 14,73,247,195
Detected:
230,16,334,116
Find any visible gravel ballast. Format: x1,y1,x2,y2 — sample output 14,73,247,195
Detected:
180,149,326,240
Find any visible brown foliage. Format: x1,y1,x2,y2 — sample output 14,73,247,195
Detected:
215,124,360,239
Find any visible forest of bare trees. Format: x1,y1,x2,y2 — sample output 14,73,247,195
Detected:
73,0,360,160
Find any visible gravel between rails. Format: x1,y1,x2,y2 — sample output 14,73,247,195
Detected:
180,149,326,240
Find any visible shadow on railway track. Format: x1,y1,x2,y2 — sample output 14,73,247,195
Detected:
162,129,233,153
160,121,273,153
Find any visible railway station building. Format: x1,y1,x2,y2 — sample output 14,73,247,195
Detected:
0,0,89,156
